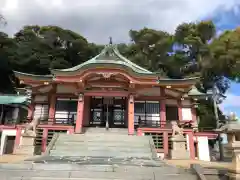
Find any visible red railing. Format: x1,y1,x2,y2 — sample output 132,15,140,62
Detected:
137,127,195,159
14,124,74,154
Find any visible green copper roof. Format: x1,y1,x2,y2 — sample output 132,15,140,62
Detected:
0,95,30,105
51,44,153,75
187,85,212,97
188,86,205,96
14,71,53,80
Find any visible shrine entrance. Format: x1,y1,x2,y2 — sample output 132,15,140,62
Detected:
89,97,127,128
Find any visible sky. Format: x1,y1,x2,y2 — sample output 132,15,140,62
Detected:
0,0,240,116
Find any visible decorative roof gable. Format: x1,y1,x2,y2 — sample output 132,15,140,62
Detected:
51,43,153,75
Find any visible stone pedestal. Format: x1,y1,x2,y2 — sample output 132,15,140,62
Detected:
220,120,240,179
15,131,36,155
170,134,190,160
227,142,240,179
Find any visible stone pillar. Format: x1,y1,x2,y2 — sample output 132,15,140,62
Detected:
220,121,240,179
75,93,84,133
128,94,134,135
170,134,190,160
15,131,36,155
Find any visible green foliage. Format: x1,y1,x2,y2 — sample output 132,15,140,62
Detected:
196,99,225,129
0,32,19,93
10,25,101,74
210,28,240,81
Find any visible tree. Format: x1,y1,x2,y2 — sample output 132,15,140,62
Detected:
11,25,101,75
128,28,173,74
209,28,240,82
0,16,19,94
128,21,227,129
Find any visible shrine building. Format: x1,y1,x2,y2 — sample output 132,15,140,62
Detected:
0,43,217,160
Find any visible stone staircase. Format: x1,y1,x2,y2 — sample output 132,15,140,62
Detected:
0,128,198,179
49,130,156,159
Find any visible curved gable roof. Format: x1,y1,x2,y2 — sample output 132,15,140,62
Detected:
51,44,153,75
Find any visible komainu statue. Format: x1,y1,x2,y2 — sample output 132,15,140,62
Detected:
171,121,184,136
22,117,40,137
192,121,199,132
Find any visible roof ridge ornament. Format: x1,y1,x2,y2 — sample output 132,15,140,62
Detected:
105,36,115,57
109,36,113,45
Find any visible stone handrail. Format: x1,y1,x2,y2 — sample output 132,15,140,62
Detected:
44,133,59,155
191,164,207,180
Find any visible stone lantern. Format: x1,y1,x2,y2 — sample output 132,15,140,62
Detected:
219,113,240,179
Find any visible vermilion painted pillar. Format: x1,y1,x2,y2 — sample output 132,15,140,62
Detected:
187,132,195,159
75,93,84,134
14,127,22,153
48,84,56,124
163,131,169,158
48,94,56,124
177,100,183,122
68,128,75,134
128,94,135,135
137,128,143,136
83,96,90,126
42,128,48,152
160,88,166,127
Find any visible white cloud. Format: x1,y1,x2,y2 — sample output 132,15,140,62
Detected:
219,93,240,114
0,0,240,43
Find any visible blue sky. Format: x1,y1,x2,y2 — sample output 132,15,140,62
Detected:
210,5,240,117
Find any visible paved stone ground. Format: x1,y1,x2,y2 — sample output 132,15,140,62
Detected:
165,159,233,170
0,156,198,180
0,155,30,163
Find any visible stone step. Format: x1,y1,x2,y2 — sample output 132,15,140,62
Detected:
50,151,153,157
51,133,155,159
54,140,150,146
0,169,197,180
50,148,154,155
52,146,152,153
83,131,130,135
2,176,197,180
0,163,189,173
49,151,154,158
57,136,150,142
54,142,149,149
84,128,129,132
58,133,146,137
